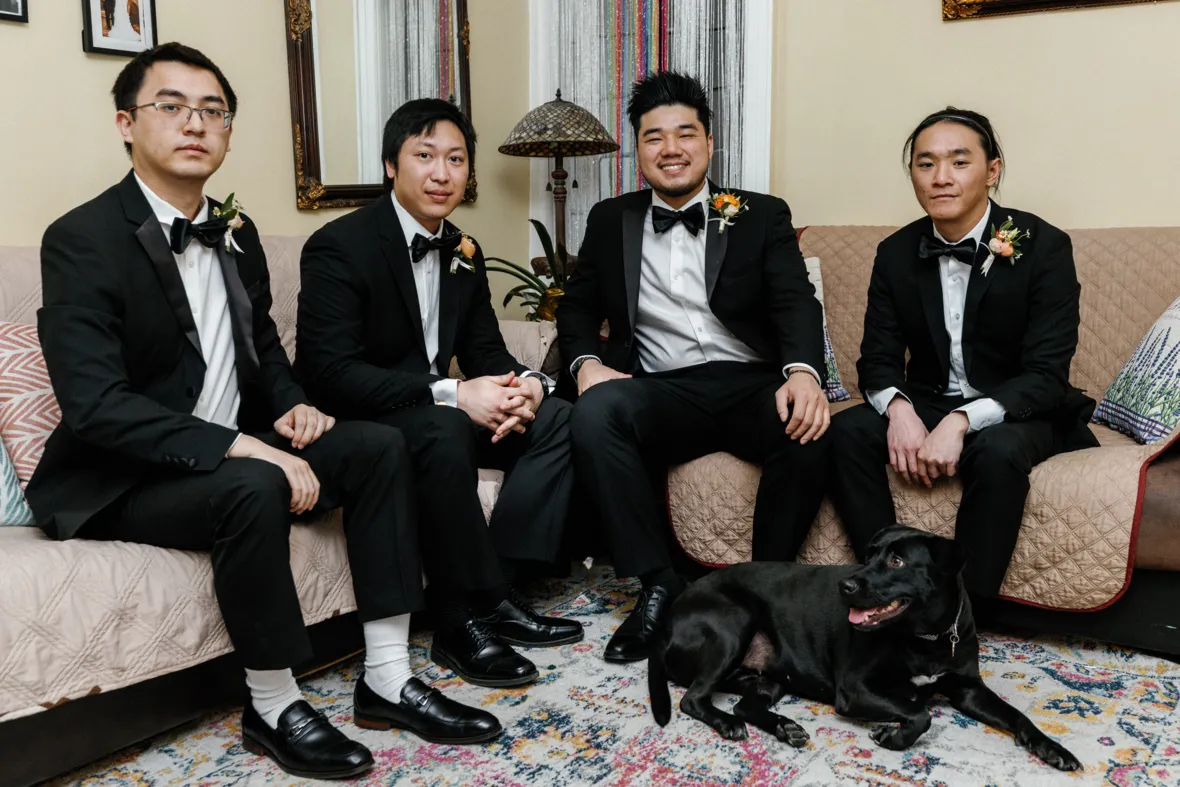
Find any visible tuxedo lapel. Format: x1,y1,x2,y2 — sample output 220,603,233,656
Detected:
377,198,428,357
214,238,260,372
962,201,1001,348
121,173,203,358
704,183,728,300
914,218,951,379
436,219,462,369
622,197,646,332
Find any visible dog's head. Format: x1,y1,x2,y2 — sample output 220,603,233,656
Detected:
837,526,966,633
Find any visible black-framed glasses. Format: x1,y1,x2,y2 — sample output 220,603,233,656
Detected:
126,102,235,130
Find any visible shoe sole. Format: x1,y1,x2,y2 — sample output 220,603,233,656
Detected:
496,629,586,648
430,648,540,688
353,712,504,744
242,733,374,780
603,651,649,664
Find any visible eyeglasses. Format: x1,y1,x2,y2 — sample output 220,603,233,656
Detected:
125,102,235,131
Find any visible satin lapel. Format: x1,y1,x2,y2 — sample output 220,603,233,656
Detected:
135,218,202,357
704,214,729,301
963,204,1001,347
378,200,428,357
215,241,260,371
915,221,951,379
436,220,461,368
622,200,645,332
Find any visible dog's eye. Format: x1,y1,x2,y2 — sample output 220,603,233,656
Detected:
888,555,905,568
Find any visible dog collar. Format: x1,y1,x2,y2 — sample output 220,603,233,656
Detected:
915,593,964,658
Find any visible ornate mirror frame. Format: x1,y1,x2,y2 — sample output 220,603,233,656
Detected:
283,0,474,210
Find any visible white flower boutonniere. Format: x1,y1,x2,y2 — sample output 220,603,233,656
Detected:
213,193,246,253
981,216,1030,277
451,233,477,275
708,192,749,234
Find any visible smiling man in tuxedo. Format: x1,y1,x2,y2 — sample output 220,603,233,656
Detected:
296,99,581,692
557,72,832,663
29,44,506,780
828,108,1099,602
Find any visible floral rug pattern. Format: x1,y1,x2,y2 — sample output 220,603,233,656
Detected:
53,567,1179,786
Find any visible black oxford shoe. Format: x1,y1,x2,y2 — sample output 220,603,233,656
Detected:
431,618,539,687
354,676,502,744
478,591,585,647
604,585,678,663
241,700,373,780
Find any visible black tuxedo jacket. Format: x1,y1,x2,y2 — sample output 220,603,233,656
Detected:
557,186,825,377
27,171,309,540
295,196,526,420
857,200,1094,435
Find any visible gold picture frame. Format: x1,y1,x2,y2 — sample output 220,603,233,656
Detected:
944,0,1171,20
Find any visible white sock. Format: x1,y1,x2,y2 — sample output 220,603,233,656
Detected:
245,668,304,729
363,613,414,703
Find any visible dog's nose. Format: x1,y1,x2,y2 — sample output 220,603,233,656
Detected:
839,578,860,596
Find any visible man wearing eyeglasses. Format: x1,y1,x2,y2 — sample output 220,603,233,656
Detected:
29,43,503,780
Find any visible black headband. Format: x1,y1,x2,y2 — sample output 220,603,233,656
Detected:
930,114,996,157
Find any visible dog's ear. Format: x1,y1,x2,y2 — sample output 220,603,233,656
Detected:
865,525,908,556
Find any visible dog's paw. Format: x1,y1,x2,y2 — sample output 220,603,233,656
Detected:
713,717,748,741
774,721,810,748
1019,731,1082,772
869,723,910,750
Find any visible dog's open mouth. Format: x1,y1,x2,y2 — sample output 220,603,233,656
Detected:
848,598,911,627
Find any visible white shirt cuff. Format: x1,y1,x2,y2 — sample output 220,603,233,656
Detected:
430,378,460,407
521,370,555,395
954,398,1007,433
570,354,601,376
224,433,243,457
782,363,821,385
867,387,910,416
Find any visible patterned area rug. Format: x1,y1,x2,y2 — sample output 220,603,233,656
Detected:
54,566,1179,786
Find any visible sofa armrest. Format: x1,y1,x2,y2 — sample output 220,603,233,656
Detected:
448,320,559,379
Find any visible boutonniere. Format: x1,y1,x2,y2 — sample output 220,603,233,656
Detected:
450,233,477,275
708,191,748,234
213,193,246,253
981,216,1030,277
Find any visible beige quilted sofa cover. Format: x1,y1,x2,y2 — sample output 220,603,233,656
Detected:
0,237,556,722
670,227,1180,611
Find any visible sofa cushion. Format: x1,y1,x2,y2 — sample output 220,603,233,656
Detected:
0,322,61,487
0,439,33,526
1093,295,1180,443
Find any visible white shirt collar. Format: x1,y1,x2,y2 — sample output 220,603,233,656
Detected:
932,200,992,248
390,191,445,248
651,181,711,214
134,172,209,228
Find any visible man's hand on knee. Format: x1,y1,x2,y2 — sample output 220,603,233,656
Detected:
886,397,929,486
459,372,535,433
227,435,322,514
274,404,336,450
776,372,830,445
492,375,544,444
917,412,969,481
576,359,632,396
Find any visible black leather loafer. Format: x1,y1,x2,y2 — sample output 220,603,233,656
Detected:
431,619,539,687
478,593,585,647
604,585,678,663
354,676,502,744
241,700,373,779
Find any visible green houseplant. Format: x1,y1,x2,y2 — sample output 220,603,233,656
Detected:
486,220,569,321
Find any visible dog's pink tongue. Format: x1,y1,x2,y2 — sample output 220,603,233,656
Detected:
848,608,873,625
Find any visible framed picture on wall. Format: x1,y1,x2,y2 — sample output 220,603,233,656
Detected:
0,0,29,24
81,0,156,56
944,0,1167,20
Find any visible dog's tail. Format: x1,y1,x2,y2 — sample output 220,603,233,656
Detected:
647,641,672,727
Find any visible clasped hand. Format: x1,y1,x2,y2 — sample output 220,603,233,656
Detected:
886,398,969,488
458,372,544,443
225,404,336,515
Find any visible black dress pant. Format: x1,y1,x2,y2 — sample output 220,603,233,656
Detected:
375,397,575,592
830,397,1072,597
569,362,834,578
82,422,423,670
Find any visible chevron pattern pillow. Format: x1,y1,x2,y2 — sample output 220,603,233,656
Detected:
0,321,62,488
803,257,852,403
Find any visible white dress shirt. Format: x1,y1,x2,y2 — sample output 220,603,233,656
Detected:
391,194,551,407
136,174,241,432
571,183,819,382
866,204,1006,432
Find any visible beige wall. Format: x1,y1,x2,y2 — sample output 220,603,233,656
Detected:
0,0,531,314
771,0,1180,229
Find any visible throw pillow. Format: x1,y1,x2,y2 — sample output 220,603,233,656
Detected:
803,257,852,403
1092,296,1180,443
0,321,62,487
0,438,34,526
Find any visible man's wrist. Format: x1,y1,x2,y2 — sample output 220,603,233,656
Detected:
945,411,971,435
887,395,915,417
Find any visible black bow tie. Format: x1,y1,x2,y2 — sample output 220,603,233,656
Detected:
917,234,979,265
410,232,462,263
170,216,228,255
652,203,705,236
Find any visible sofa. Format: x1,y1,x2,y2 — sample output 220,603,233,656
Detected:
666,225,1180,655
0,236,560,786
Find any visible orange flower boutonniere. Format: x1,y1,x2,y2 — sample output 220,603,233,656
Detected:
709,191,749,234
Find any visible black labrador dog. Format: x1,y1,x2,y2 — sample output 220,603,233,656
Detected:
647,526,1080,771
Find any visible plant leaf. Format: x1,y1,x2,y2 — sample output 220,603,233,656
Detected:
530,219,557,269
486,257,547,289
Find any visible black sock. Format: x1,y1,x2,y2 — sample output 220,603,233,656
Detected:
430,586,474,631
472,584,510,614
640,567,682,592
